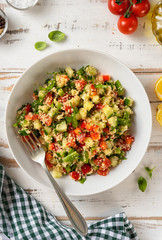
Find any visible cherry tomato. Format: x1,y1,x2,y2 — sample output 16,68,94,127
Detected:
44,92,53,105
81,163,91,175
93,124,99,133
74,79,87,91
97,168,110,176
63,104,73,114
48,143,55,151
131,0,150,17
69,171,80,181
101,158,111,169
118,13,138,34
94,158,103,167
80,121,86,129
45,152,53,170
108,0,130,15
32,114,39,120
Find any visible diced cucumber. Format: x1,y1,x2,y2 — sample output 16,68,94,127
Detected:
58,88,65,97
110,156,119,167
84,101,94,111
65,67,74,78
85,66,98,76
84,137,94,148
39,105,49,113
63,151,79,163
92,95,100,104
103,106,113,118
33,119,42,130
56,121,67,132
124,97,133,106
114,147,121,154
38,90,46,99
44,126,52,135
51,169,62,178
79,108,87,119
108,116,117,127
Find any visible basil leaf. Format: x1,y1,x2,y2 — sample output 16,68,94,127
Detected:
48,31,65,42
145,166,156,179
138,176,147,192
35,41,47,51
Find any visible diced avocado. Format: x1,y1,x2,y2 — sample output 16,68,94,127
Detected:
79,108,87,119
103,106,113,118
110,156,119,167
65,67,74,78
56,121,67,132
85,66,98,76
51,169,62,178
58,88,65,97
108,116,117,127
63,151,79,163
33,119,42,130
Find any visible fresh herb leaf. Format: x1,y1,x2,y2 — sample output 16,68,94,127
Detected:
35,41,47,51
19,130,28,136
145,166,156,179
48,31,65,42
44,129,48,136
138,176,147,192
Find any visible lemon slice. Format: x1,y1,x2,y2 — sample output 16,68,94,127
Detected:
156,104,162,126
155,76,162,100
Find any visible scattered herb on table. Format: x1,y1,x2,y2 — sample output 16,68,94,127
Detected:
48,31,65,42
145,166,156,179
35,41,47,51
138,176,147,192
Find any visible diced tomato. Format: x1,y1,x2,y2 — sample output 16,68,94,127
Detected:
74,128,82,136
80,121,86,129
44,92,53,105
68,124,75,133
24,104,31,114
102,75,110,81
119,99,124,105
63,104,73,114
125,136,135,145
103,128,109,135
90,84,97,96
49,143,55,151
94,158,103,167
66,132,77,148
69,171,80,181
25,113,33,120
40,130,44,136
85,123,93,131
102,158,111,169
32,114,38,120
45,152,53,170
95,104,104,109
81,163,91,175
77,133,86,143
74,79,87,91
97,168,110,176
58,93,72,103
39,114,52,126
90,132,100,141
32,93,38,100
99,141,107,150
78,143,85,151
63,168,67,174
93,124,99,133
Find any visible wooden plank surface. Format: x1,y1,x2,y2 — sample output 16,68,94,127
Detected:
0,0,162,239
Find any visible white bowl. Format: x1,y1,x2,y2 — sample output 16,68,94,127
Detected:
5,49,152,196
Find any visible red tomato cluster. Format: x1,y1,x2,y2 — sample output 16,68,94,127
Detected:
108,0,150,34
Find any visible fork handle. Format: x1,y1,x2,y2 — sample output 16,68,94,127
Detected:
42,162,88,236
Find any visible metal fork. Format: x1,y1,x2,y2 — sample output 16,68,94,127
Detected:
20,131,88,236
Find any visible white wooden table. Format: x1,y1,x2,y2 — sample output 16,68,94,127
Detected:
0,0,162,239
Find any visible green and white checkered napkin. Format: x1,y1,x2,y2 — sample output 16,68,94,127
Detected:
0,165,139,240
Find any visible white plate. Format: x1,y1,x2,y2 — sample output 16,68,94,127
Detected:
5,49,152,196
